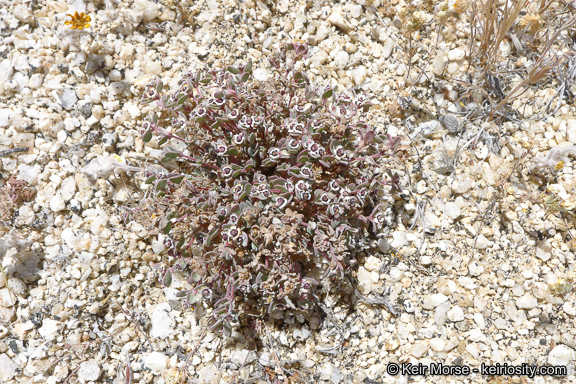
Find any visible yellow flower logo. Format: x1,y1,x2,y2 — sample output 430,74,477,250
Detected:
65,11,91,30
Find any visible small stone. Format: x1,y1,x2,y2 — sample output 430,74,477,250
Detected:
102,132,117,149
144,352,167,373
13,5,35,23
151,235,165,254
8,72,28,92
378,238,389,253
382,38,394,58
0,109,13,127
230,349,256,365
38,319,62,341
351,66,367,85
60,89,78,110
423,293,448,309
563,301,576,317
447,305,464,322
391,231,408,248
253,68,269,81
447,48,466,61
430,338,445,352
198,365,219,384
364,255,382,272
357,267,377,294
431,53,447,76
548,345,575,366
77,100,92,118
13,133,35,148
468,261,484,276
468,328,486,342
134,0,160,21
516,294,538,309
532,282,549,299
536,240,552,261
311,49,329,67
278,0,290,13
78,360,101,381
61,177,76,202
333,50,350,69
150,303,175,339
444,202,461,220
410,341,428,358
475,235,492,250
109,69,122,81
452,174,475,194
327,10,351,33
109,82,126,96
50,193,66,212
0,354,19,381
61,228,80,249
474,313,485,328
18,164,40,183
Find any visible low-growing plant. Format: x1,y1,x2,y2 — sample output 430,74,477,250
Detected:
131,42,401,334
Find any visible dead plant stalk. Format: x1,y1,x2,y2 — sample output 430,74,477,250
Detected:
490,14,576,118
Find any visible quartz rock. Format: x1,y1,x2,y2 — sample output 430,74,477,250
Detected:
327,10,351,33
548,345,574,366
13,5,35,23
333,50,350,69
78,360,101,381
134,0,160,21
144,352,167,373
0,109,13,127
59,89,78,110
447,305,464,322
0,354,19,381
150,303,175,339
516,294,538,309
536,240,552,261
38,319,62,341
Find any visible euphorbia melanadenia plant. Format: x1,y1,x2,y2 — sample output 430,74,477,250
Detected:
133,42,401,335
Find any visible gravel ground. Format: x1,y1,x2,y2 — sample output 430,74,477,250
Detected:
1,0,576,383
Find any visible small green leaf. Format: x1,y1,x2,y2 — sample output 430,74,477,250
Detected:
163,221,173,234
210,320,223,331
227,66,240,74
191,272,201,282
245,61,253,74
322,89,333,99
157,180,168,190
226,147,241,156
143,130,153,143
158,136,168,146
163,270,172,287
177,94,188,105
175,290,187,298
170,175,185,184
200,75,212,84
155,81,163,94
240,73,249,83
145,175,157,184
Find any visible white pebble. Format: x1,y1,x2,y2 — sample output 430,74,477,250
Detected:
144,352,167,373
78,360,101,381
333,50,350,69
